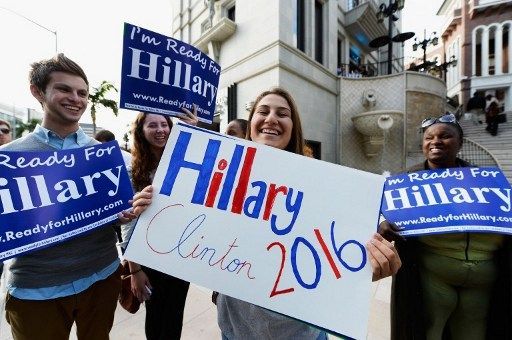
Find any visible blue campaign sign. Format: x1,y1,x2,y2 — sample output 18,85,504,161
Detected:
381,167,512,236
120,22,221,123
0,142,133,260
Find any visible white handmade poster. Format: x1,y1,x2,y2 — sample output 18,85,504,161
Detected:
125,123,385,339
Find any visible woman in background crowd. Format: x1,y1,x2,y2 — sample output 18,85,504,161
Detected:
225,118,248,138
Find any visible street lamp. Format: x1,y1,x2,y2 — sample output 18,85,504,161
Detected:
0,6,58,53
412,29,438,69
437,55,458,70
375,0,407,75
437,55,457,81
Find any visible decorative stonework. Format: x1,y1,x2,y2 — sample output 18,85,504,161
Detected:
351,110,404,157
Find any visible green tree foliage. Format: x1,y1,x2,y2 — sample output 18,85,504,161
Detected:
15,118,41,137
89,81,119,135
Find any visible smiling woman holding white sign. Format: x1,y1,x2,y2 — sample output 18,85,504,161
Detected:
131,87,401,339
379,114,512,340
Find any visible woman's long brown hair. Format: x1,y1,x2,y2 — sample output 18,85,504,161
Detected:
131,112,173,191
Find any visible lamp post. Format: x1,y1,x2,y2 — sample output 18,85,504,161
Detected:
0,6,58,53
376,0,405,75
412,29,438,70
439,55,457,70
438,55,457,81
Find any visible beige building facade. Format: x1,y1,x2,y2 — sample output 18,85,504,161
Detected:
438,0,512,111
172,0,446,174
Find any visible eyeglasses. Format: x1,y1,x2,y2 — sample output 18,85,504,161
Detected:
421,113,459,130
0,128,11,134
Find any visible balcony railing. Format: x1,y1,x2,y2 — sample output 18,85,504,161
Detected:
337,58,404,77
458,138,500,167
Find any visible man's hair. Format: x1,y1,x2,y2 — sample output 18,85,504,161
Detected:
0,119,11,129
95,129,116,142
229,118,248,134
29,53,89,93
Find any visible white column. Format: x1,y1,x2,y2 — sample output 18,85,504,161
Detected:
495,25,503,75
482,27,489,76
472,29,477,76
450,44,455,85
456,38,460,82
448,46,453,87
509,23,512,74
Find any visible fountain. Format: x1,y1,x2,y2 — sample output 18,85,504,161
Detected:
351,110,404,157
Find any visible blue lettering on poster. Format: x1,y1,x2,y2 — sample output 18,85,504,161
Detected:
120,23,221,123
0,141,133,260
381,167,512,236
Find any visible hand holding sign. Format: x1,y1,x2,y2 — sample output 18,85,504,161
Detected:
177,105,199,126
132,185,153,217
366,233,401,281
118,208,137,224
378,220,405,242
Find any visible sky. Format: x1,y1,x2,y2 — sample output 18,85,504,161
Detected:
0,0,444,142
402,0,445,61
0,0,172,141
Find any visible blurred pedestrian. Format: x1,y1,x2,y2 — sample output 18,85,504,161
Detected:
466,92,486,124
485,101,500,136
225,118,248,138
0,119,12,146
95,129,132,171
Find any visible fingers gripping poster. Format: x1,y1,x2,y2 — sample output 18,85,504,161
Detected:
125,124,385,339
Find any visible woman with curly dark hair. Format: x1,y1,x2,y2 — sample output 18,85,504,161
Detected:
121,108,197,340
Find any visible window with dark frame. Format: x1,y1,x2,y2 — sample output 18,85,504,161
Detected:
297,0,306,52
227,83,238,123
305,140,321,160
314,0,323,63
337,37,343,67
227,5,236,21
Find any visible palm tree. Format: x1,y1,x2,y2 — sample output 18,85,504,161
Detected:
89,81,119,135
15,118,41,138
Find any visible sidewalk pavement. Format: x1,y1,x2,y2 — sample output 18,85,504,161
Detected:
0,276,391,340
